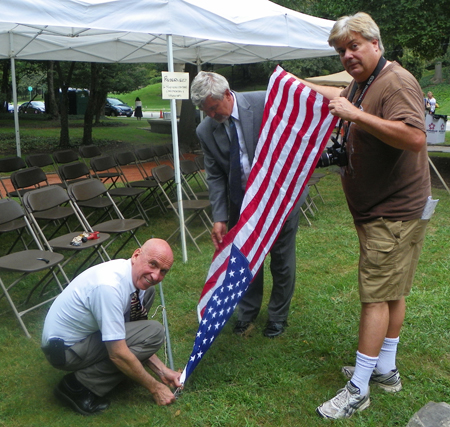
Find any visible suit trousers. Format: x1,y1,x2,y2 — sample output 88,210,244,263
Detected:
47,287,164,397
236,188,306,323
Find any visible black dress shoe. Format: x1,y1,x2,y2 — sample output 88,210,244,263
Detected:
54,373,110,416
263,320,288,338
233,320,253,335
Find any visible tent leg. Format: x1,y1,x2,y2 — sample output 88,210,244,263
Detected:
166,34,188,263
428,156,450,197
10,55,21,157
159,282,174,371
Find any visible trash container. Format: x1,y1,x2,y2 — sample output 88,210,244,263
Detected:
426,113,448,144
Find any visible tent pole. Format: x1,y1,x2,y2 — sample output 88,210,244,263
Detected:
196,56,204,122
428,156,450,197
10,37,21,157
167,34,188,263
159,282,174,370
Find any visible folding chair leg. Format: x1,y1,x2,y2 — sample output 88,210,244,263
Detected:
300,207,312,227
0,277,32,338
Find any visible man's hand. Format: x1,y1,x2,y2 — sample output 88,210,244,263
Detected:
328,97,360,121
107,341,179,406
158,366,182,389
150,382,178,406
211,221,227,250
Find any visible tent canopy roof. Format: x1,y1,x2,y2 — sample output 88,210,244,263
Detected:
0,0,336,64
304,70,352,87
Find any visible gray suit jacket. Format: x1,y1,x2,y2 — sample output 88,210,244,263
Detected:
196,91,266,223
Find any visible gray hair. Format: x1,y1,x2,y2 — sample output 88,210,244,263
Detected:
191,71,230,108
328,12,385,55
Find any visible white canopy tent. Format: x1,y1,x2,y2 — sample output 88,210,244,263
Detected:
0,0,336,64
0,0,336,262
305,70,352,87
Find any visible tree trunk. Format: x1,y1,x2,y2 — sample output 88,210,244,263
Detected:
178,62,200,153
56,62,76,148
1,61,10,113
82,63,98,145
94,90,108,125
46,61,59,120
432,61,443,84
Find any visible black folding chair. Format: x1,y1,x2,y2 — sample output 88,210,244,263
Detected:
90,155,149,223
80,145,121,185
114,150,164,214
67,179,146,259
11,167,74,239
179,159,210,200
152,164,213,252
23,185,111,279
0,156,27,198
0,198,69,338
25,153,65,188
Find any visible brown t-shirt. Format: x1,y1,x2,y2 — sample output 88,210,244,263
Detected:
340,61,430,224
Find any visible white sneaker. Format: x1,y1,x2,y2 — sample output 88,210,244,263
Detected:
342,366,402,393
316,381,370,419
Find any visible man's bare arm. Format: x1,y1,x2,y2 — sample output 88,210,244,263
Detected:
328,97,426,152
106,339,176,406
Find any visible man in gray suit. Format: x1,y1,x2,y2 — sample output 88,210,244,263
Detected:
191,71,306,338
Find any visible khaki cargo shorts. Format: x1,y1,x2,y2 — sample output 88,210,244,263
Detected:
355,217,428,303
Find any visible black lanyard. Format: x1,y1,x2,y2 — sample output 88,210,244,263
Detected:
336,56,387,143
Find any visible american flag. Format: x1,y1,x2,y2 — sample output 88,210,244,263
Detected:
179,66,338,385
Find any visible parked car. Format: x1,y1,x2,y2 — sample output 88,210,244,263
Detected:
18,101,45,114
105,98,133,117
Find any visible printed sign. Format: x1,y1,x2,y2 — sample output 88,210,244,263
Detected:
162,72,189,100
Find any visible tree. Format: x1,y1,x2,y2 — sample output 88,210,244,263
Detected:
46,61,59,120
178,63,201,153
0,60,10,113
55,61,76,148
274,0,450,68
79,62,149,145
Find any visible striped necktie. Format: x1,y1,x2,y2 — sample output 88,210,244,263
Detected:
130,289,148,321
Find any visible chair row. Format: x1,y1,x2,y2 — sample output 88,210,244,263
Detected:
0,147,212,248
0,176,148,338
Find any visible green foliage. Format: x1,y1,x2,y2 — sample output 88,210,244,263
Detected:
269,56,343,79
399,49,426,80
275,0,450,62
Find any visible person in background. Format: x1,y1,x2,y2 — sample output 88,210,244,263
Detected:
295,12,431,419
134,97,143,120
41,238,181,415
426,91,437,114
191,71,308,339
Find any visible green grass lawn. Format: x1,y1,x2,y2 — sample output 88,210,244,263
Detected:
0,115,173,155
109,83,170,112
0,170,449,427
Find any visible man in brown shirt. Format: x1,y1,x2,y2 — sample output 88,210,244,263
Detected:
296,12,431,419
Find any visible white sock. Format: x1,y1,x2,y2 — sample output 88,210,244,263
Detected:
375,337,399,374
350,351,378,396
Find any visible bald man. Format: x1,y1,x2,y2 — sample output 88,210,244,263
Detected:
42,239,181,415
